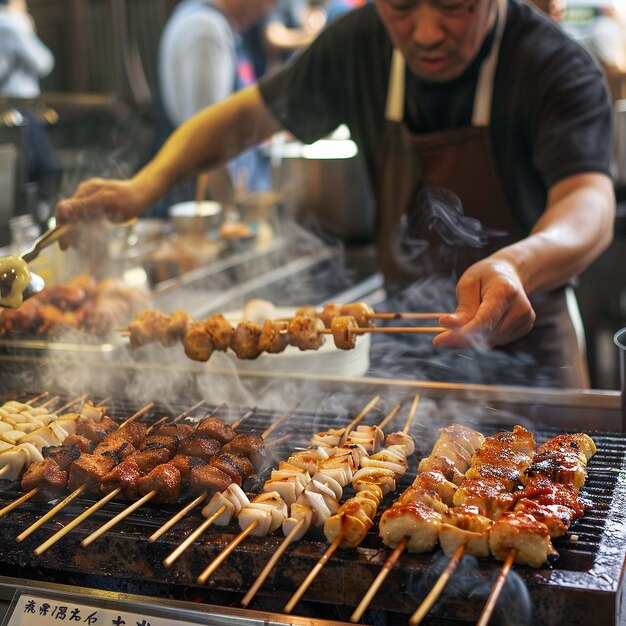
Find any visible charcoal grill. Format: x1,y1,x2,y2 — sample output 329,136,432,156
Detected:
0,392,624,626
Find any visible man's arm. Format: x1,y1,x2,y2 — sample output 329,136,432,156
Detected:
434,172,616,348
56,85,283,224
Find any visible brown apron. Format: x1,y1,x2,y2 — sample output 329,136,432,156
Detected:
375,0,589,388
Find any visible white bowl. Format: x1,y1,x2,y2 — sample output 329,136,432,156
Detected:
169,201,223,235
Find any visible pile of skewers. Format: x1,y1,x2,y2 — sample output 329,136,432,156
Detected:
0,275,150,337
123,301,446,362
0,392,599,626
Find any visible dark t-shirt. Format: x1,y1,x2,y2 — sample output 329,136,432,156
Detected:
259,1,613,234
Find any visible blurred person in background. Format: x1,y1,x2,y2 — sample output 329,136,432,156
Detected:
57,0,615,388
527,0,626,99
152,0,276,214
0,0,55,192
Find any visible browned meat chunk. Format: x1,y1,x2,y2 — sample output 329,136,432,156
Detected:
523,451,586,490
331,315,358,350
21,459,68,501
75,416,118,443
93,435,137,460
189,464,232,495
515,477,588,517
319,302,342,328
127,445,172,474
127,309,169,349
210,453,254,486
42,445,81,472
138,463,181,503
177,435,221,461
154,423,195,439
231,321,262,359
115,422,148,448
205,314,234,351
101,459,144,500
258,320,288,354
222,433,266,471
168,454,207,482
62,434,94,453
143,435,179,454
183,322,214,362
287,315,325,351
68,453,116,490
195,417,236,444
339,302,375,328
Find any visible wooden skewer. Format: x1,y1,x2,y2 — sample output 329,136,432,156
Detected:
263,402,301,439
197,519,259,584
0,466,9,478
33,399,210,553
241,517,305,607
476,549,516,626
37,395,60,409
34,488,122,556
351,538,408,623
54,394,88,414
148,493,209,544
408,543,466,626
376,404,402,432
241,398,399,607
340,394,381,444
0,488,38,518
369,312,446,320
402,394,420,434
119,402,155,427
24,391,49,405
81,489,157,548
163,504,227,568
16,484,88,542
321,327,446,335
284,533,343,613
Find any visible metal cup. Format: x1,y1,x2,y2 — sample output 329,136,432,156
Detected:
614,327,626,427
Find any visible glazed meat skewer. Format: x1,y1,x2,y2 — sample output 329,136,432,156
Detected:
147,404,292,543
163,395,381,569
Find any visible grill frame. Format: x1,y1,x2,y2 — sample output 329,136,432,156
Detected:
0,394,624,625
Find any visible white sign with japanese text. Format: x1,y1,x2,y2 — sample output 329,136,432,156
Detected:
5,593,203,626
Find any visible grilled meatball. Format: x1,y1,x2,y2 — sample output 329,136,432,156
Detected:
287,315,325,351
128,309,168,349
331,315,358,350
231,321,263,359
339,302,374,328
258,319,288,354
204,314,234,351
319,302,342,328
183,322,214,362
195,417,236,444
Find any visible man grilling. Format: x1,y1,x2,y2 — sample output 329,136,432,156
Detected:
56,0,615,388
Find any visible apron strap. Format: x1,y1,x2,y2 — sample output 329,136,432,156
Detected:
384,0,508,127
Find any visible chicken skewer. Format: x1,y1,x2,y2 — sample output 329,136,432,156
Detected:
348,422,484,622
0,397,120,517
240,401,405,608
34,403,244,556
79,405,263,548
148,403,298,543
281,395,420,614
476,432,596,626
163,395,381,568
15,403,181,543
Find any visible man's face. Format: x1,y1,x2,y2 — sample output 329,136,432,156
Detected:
375,0,497,81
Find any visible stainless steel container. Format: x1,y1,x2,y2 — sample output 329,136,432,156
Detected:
615,327,626,423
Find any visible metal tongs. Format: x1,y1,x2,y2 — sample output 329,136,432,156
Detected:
1,224,73,306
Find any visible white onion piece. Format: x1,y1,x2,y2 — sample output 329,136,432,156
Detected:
202,492,236,526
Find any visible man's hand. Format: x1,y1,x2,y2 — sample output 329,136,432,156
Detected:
433,258,536,350
55,178,146,249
